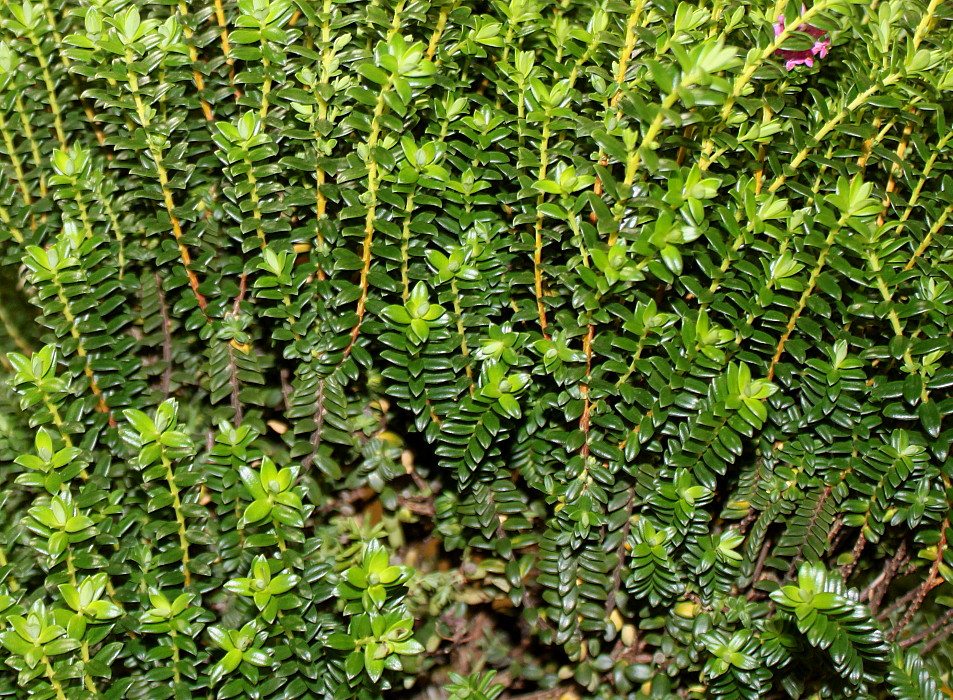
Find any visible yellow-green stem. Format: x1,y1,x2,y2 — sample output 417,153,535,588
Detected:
160,450,191,587
0,111,33,205
96,188,126,279
767,212,851,378
767,77,900,194
27,29,67,147
260,53,272,118
610,0,646,108
567,211,590,269
894,130,952,239
426,1,455,59
0,201,24,243
532,119,552,336
450,278,473,389
125,51,208,313
176,0,213,120
912,0,943,50
697,0,830,168
43,655,68,700
0,546,18,590
614,338,645,389
74,193,95,239
349,75,394,350
608,88,682,246
213,0,233,64
53,273,112,417
904,204,952,272
80,640,98,695
168,629,183,683
399,190,416,299
13,93,46,197
245,163,266,248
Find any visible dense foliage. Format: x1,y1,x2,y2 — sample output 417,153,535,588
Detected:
0,0,951,697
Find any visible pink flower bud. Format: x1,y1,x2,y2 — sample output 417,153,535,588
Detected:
773,10,831,70
811,40,830,58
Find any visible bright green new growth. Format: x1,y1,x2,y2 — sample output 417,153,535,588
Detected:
0,0,951,698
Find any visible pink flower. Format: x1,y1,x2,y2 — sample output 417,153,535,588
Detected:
773,12,831,70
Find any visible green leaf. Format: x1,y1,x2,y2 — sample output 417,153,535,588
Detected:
918,401,941,438
325,633,356,651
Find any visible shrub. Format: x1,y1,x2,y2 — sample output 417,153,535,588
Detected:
0,0,951,697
